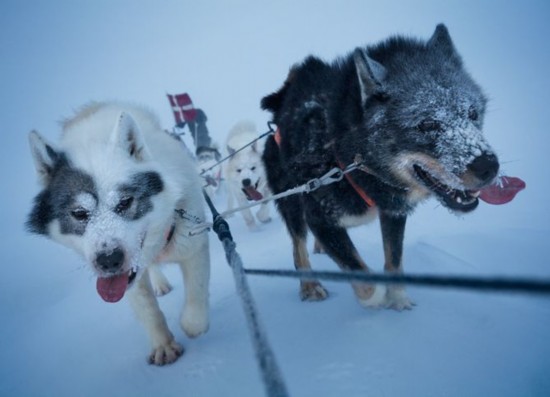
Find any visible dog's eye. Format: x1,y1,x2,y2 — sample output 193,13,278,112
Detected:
237,169,242,173
116,197,134,214
251,166,256,171
417,119,442,133
468,106,479,121
71,207,89,222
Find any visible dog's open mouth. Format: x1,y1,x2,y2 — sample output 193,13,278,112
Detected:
413,165,480,211
242,181,263,201
96,267,138,303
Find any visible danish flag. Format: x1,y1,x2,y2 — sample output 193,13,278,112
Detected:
167,93,198,126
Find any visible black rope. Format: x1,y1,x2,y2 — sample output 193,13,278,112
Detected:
203,190,290,397
244,269,550,296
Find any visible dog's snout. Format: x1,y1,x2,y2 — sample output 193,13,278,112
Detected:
242,178,252,187
96,247,125,273
467,152,499,185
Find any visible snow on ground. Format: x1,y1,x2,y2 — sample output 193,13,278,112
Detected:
1,1,550,396
1,187,549,396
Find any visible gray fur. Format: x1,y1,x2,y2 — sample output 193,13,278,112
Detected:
117,172,164,221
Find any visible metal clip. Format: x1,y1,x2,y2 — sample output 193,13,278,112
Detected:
304,167,345,193
305,178,322,192
320,167,344,184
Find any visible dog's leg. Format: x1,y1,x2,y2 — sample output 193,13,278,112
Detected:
148,265,173,296
291,233,328,301
256,200,272,224
312,238,325,254
237,193,257,229
127,271,183,365
178,235,210,338
278,196,328,301
379,212,414,311
305,206,385,308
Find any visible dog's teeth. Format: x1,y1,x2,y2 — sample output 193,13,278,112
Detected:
456,196,462,204
471,190,480,198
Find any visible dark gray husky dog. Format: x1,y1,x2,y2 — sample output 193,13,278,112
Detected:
261,24,499,310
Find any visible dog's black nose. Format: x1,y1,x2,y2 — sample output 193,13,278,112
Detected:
467,152,499,184
96,248,125,273
242,178,252,187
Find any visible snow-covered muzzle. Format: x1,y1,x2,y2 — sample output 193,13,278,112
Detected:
393,150,499,213
93,231,147,303
413,164,481,211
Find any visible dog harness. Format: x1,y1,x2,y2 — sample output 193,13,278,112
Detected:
273,127,375,207
336,160,376,207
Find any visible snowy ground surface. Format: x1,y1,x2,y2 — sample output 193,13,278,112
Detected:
2,1,550,396
2,189,549,397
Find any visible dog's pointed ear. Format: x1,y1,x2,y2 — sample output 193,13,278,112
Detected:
428,24,461,62
110,112,150,162
353,48,387,105
227,145,236,155
29,130,61,186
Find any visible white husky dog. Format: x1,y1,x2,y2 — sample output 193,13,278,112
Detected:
27,102,210,365
225,121,271,229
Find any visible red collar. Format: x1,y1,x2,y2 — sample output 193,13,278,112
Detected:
273,127,375,207
337,159,376,207
274,127,282,146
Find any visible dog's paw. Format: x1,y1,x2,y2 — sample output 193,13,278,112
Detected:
312,239,325,254
148,268,173,297
300,281,329,301
353,283,387,309
384,288,415,311
181,307,209,338
245,219,257,230
148,340,184,366
152,280,173,297
257,215,272,224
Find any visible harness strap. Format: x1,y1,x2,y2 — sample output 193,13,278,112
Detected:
337,160,376,207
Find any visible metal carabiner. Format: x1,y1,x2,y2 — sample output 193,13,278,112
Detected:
305,178,322,192
320,167,344,185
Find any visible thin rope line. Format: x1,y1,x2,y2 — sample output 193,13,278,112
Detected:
244,269,550,295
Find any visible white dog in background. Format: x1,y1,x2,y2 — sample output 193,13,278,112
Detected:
27,102,210,365
224,121,271,229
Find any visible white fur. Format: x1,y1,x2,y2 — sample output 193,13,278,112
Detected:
224,121,272,229
29,102,210,365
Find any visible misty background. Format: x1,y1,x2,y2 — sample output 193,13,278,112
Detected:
1,1,549,396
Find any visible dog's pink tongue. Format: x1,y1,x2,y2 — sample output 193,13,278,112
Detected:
479,176,526,205
243,186,263,201
96,274,128,303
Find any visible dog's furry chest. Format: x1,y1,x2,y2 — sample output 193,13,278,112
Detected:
306,181,375,225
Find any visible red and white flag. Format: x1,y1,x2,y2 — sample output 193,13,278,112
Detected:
167,93,198,125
